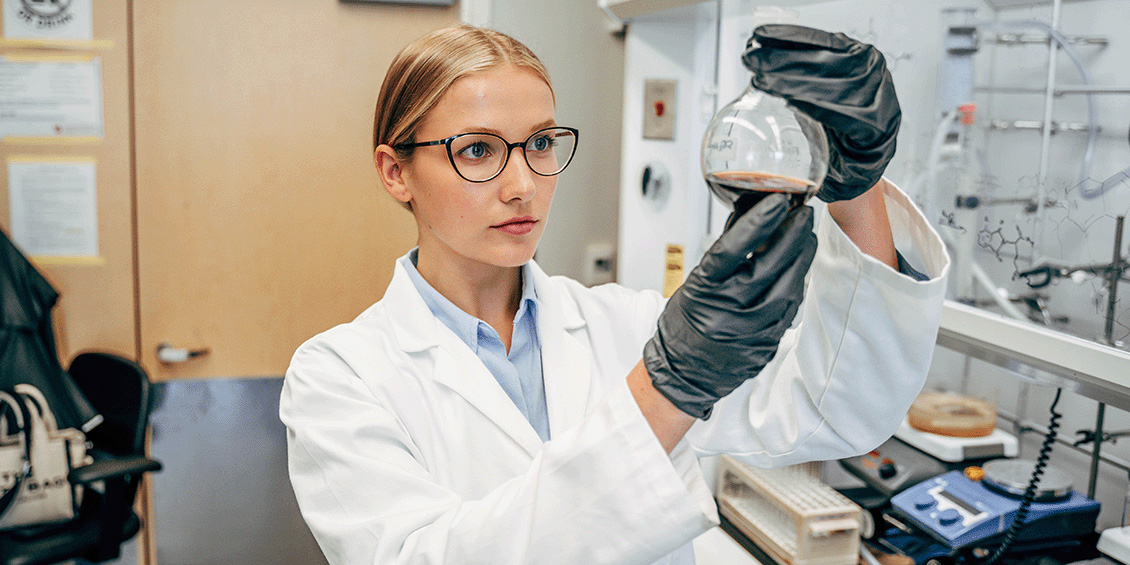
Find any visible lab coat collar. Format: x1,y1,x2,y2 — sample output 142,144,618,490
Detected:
382,259,581,350
524,260,585,330
381,257,591,456
398,249,544,353
382,260,442,354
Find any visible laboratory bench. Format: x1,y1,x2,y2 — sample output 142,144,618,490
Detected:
707,513,1121,565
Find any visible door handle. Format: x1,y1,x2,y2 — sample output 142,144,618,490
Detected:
156,343,210,364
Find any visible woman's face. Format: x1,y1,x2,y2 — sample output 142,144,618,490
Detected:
393,65,558,271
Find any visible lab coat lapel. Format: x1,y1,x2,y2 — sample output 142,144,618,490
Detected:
429,344,543,456
384,262,543,458
528,262,592,436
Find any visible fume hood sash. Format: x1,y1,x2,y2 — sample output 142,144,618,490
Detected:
937,300,1130,412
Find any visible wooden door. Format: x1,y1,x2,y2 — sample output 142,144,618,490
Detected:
133,1,456,380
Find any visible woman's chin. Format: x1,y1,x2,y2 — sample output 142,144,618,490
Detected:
490,246,539,268
497,253,536,268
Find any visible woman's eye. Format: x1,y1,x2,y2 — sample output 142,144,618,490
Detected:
529,135,555,152
458,142,491,160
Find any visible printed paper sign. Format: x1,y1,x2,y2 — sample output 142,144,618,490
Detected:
0,57,103,139
3,0,93,42
8,157,98,259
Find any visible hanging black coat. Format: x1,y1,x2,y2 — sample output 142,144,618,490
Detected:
0,228,98,431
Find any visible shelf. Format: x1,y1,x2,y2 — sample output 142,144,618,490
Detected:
936,300,1130,411
599,0,825,21
600,0,704,21
600,0,1095,19
983,0,1092,8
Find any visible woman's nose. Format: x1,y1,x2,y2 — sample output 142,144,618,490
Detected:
498,147,538,202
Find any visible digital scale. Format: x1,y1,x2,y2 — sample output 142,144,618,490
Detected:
894,419,1018,464
888,462,1100,552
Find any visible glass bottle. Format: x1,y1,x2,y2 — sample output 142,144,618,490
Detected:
701,9,829,210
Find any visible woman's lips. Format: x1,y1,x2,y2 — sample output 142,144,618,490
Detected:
492,219,537,235
492,215,535,233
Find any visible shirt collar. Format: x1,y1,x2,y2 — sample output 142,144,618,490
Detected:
399,249,541,352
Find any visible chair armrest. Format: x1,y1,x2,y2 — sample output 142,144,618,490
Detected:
69,454,163,484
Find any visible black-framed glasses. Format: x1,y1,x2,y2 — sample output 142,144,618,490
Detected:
394,126,579,183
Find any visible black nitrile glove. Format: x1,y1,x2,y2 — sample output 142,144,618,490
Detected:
644,194,818,419
743,24,901,203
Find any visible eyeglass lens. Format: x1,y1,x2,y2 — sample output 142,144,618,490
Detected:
449,128,577,182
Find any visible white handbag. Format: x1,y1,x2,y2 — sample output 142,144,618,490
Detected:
0,383,90,530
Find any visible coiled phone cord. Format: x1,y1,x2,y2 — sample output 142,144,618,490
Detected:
982,388,1063,564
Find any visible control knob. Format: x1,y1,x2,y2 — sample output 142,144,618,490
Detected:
878,462,897,480
938,509,962,526
913,496,936,510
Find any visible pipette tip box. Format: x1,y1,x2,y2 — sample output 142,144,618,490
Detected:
716,455,862,565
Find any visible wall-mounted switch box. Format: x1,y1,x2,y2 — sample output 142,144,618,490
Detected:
643,78,676,140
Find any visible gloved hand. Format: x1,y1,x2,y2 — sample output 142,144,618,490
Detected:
644,194,818,419
742,24,901,203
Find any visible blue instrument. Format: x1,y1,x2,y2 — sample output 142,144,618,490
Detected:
889,470,1099,550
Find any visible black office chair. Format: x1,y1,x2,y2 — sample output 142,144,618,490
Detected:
0,352,163,565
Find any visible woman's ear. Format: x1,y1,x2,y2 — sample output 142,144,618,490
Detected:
374,145,413,205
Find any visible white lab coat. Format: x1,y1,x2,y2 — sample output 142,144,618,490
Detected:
280,181,950,565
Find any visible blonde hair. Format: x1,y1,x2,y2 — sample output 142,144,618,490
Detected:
374,25,554,156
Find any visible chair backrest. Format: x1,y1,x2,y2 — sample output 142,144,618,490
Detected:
66,352,153,456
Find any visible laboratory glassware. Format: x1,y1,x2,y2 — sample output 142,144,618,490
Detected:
701,82,829,211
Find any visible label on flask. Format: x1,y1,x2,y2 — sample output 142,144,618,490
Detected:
704,136,737,162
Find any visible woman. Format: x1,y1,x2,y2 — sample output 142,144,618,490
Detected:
281,25,949,564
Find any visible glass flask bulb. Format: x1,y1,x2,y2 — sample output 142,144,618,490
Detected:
701,84,830,209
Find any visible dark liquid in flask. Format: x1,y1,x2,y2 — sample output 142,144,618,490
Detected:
706,171,816,211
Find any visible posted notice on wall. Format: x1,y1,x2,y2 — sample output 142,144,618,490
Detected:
0,56,103,140
8,157,99,261
3,0,93,42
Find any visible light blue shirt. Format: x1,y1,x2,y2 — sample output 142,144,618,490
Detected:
400,250,550,442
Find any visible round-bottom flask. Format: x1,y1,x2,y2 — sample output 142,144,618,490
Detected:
702,84,829,210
